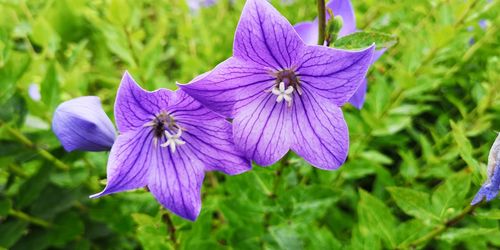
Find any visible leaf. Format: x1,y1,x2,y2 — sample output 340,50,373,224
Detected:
387,187,438,223
131,213,172,250
0,198,12,217
450,121,481,172
269,225,303,250
334,31,398,50
40,62,60,111
357,189,397,248
48,211,85,247
16,164,51,209
431,172,471,220
438,228,498,243
476,209,500,220
0,220,28,248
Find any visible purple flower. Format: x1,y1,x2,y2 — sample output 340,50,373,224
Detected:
472,133,500,205
52,96,116,152
179,0,374,169
186,0,217,11
91,72,250,221
293,0,385,109
28,83,41,101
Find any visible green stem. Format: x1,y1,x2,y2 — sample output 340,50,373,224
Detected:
2,124,69,171
398,204,478,249
317,0,326,45
263,152,291,228
161,210,178,249
9,210,52,228
270,152,290,198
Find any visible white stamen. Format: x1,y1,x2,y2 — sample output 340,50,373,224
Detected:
160,129,186,153
270,82,294,107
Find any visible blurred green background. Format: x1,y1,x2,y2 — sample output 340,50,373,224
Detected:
0,0,499,249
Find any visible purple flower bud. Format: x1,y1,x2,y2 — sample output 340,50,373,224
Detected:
52,96,116,152
292,0,385,109
28,83,41,101
472,133,500,205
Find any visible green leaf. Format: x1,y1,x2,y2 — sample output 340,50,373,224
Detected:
131,213,172,250
450,121,481,173
48,211,85,247
333,31,398,50
387,187,439,223
16,164,51,209
269,225,303,250
431,172,471,220
0,220,28,248
0,198,12,217
438,228,498,243
40,63,60,111
476,209,500,220
357,189,397,248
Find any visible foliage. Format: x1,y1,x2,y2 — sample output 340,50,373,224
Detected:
0,0,499,249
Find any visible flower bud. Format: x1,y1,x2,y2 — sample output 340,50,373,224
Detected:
52,96,116,152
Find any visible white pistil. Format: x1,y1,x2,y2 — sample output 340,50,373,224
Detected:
160,129,186,153
271,82,294,107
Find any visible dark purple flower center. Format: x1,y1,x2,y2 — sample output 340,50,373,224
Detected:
274,69,301,90
151,112,175,138
268,69,303,107
147,112,185,152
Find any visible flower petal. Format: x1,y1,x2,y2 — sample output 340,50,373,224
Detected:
297,45,374,106
148,146,205,221
115,72,174,133
233,0,304,70
90,128,153,198
348,79,367,109
471,162,500,205
327,0,356,36
233,94,292,166
347,48,386,109
52,96,116,152
168,91,251,175
294,21,318,45
290,90,348,170
179,57,273,118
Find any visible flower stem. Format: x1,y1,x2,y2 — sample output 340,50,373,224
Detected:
161,210,178,248
317,0,326,45
9,209,52,228
1,123,69,171
398,203,479,249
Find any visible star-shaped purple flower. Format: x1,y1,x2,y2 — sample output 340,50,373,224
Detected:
179,0,374,169
472,133,500,205
91,72,251,221
294,0,385,109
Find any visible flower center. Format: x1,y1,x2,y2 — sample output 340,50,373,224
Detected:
145,111,185,153
268,69,302,107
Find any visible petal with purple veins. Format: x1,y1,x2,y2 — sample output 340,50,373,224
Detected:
179,57,273,118
52,96,116,152
297,45,374,106
168,91,251,175
233,94,292,166
290,91,348,170
90,128,153,197
347,48,386,109
114,72,173,133
148,146,205,221
233,0,304,70
294,21,318,45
